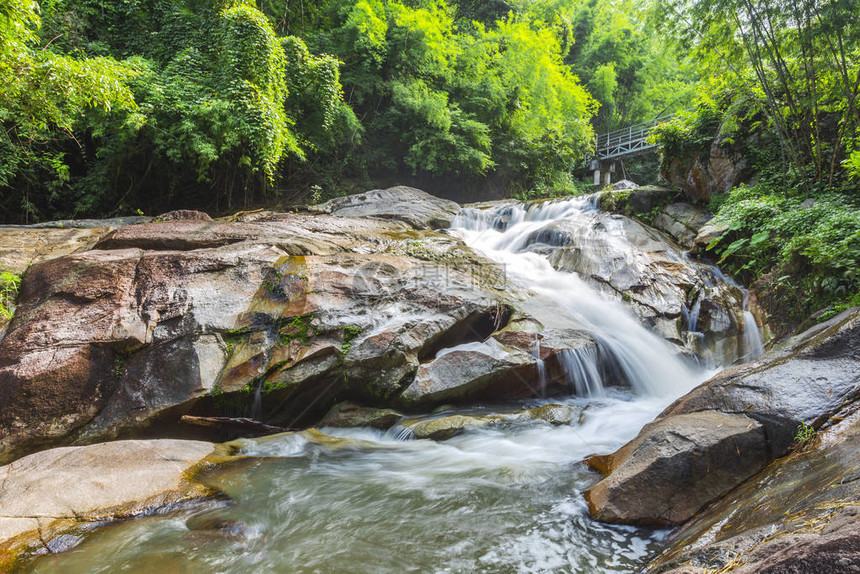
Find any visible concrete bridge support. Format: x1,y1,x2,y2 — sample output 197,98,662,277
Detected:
589,159,616,187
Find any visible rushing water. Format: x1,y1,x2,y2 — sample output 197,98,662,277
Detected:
450,196,701,397
30,197,753,573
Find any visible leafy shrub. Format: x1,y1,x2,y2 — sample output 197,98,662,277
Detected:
844,150,860,182
706,182,860,326
794,421,816,444
0,270,21,320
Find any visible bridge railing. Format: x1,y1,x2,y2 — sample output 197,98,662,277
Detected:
595,113,677,160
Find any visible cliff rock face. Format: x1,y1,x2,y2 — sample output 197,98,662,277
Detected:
661,137,751,201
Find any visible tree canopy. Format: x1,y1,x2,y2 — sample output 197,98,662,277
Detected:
0,0,698,219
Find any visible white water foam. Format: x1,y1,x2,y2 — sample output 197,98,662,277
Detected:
450,196,704,398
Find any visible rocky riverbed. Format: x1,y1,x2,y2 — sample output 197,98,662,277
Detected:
0,186,856,572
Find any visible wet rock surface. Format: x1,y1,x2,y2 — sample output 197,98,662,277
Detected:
403,413,505,440
1,189,614,462
663,308,860,454
0,439,220,569
398,402,584,440
586,309,860,527
647,406,860,573
320,186,461,230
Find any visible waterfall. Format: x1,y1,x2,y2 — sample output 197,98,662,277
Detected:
705,264,766,362
558,346,604,397
682,296,702,334
742,294,765,360
450,196,701,398
533,333,547,397
251,379,263,420
387,424,416,441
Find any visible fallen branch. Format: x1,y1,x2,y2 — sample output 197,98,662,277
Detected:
180,415,295,436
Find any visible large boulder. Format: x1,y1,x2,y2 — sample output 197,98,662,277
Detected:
397,339,538,407
585,411,769,526
585,308,860,527
320,186,461,230
647,406,860,573
0,242,281,461
0,439,221,569
8,216,150,229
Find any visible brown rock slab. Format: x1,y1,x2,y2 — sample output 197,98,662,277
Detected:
647,408,860,573
0,227,111,275
584,411,769,526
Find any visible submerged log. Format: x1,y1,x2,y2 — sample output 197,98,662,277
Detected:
180,415,294,437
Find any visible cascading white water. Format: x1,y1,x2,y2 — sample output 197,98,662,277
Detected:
682,296,702,334
450,196,701,398
559,346,604,397
533,333,548,396
742,295,765,360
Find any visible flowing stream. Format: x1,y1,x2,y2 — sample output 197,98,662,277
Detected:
29,197,761,573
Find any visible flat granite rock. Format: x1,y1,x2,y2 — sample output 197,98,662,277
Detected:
0,439,220,569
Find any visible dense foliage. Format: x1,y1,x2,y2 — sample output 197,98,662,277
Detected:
0,0,351,219
273,0,598,196
651,0,860,328
0,269,21,320
710,183,859,326
1,0,695,219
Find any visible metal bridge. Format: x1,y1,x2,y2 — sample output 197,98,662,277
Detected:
594,113,676,160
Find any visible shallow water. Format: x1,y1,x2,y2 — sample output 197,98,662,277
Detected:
29,395,674,574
